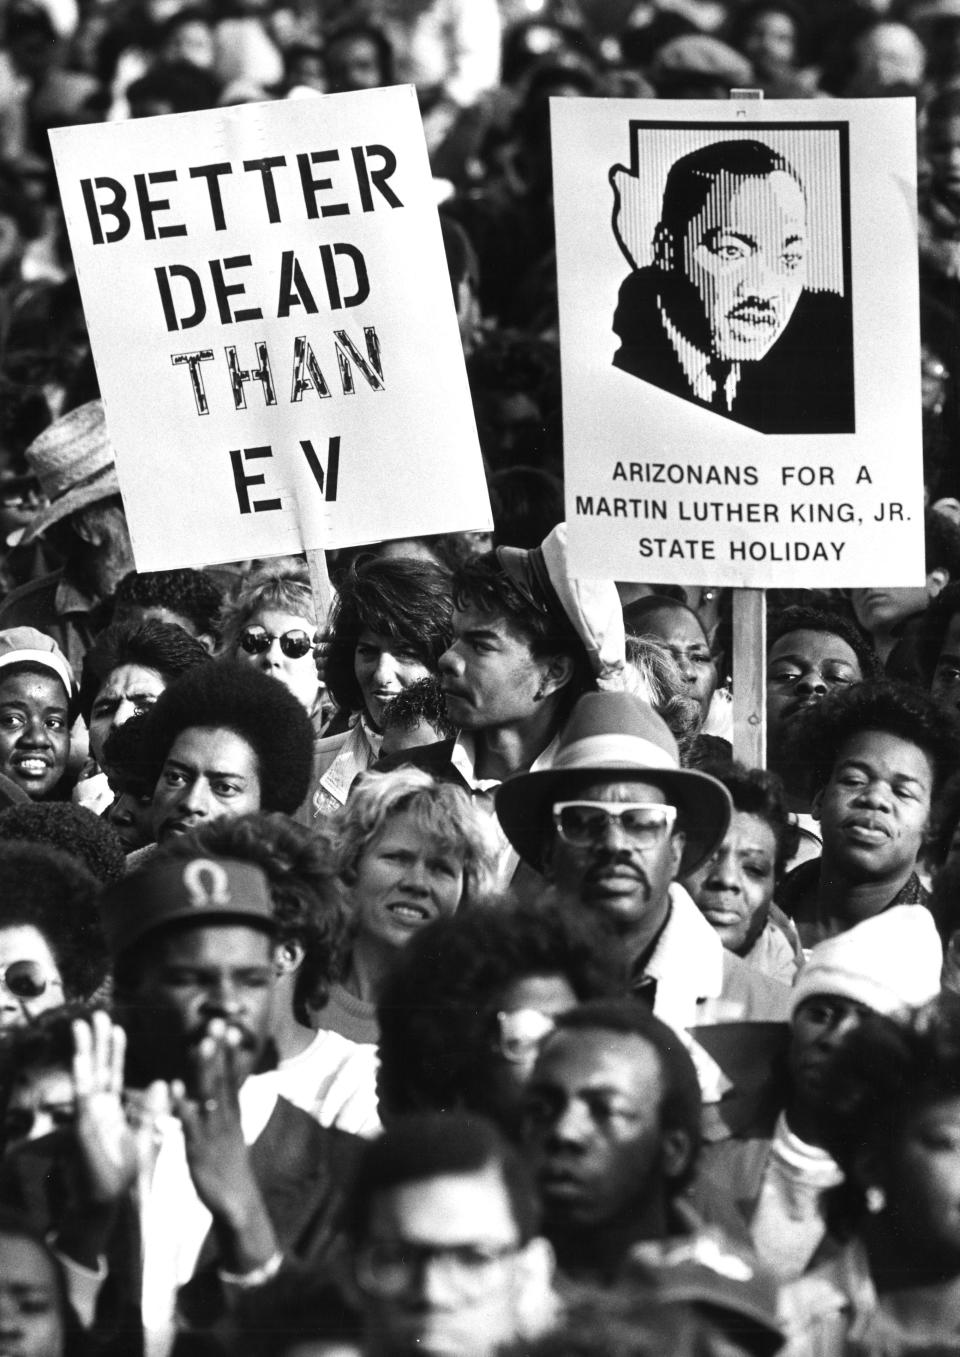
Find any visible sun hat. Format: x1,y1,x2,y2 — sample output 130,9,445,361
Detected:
789,905,943,1022
99,853,276,958
18,401,121,545
494,690,731,875
0,627,76,698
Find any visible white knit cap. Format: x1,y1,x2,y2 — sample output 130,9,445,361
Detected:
790,905,943,1022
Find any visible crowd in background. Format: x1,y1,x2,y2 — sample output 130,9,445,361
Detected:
4,1,960,1355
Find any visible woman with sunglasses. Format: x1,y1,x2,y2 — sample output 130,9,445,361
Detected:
313,557,454,816
0,842,107,1031
223,564,324,715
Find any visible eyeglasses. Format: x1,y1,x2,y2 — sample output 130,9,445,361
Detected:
355,1239,520,1300
238,625,314,659
0,961,62,1001
495,1008,556,1066
552,802,678,849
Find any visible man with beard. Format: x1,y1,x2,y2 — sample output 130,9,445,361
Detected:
0,851,362,1355
495,692,790,1126
611,138,854,435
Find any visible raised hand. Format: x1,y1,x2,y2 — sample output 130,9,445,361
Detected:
72,1011,138,1205
171,1019,278,1275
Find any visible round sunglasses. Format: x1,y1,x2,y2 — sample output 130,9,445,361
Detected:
0,960,62,1001
239,625,315,660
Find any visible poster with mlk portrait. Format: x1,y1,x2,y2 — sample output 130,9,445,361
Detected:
551,99,923,588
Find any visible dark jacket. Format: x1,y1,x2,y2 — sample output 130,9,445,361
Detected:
0,1094,363,1357
612,265,855,436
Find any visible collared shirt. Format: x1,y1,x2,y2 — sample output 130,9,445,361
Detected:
777,858,931,952
660,307,741,411
453,730,562,889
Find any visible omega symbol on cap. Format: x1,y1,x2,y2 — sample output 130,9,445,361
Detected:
183,859,232,909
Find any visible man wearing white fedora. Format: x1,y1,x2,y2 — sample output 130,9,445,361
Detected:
495,690,791,1126
0,400,133,672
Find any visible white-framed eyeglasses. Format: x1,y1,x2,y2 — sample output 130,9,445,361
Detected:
552,801,678,849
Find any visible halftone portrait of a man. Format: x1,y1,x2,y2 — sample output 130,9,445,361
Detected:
610,130,855,435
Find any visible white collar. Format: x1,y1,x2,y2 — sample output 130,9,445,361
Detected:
659,304,741,411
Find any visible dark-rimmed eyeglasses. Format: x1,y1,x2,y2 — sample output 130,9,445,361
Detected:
239,626,314,659
0,960,62,1001
552,802,677,849
355,1239,521,1300
2,1103,75,1142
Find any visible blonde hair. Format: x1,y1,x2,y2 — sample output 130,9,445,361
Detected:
220,562,318,655
333,767,498,908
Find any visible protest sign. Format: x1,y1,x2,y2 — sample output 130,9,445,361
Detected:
51,87,491,571
551,98,923,588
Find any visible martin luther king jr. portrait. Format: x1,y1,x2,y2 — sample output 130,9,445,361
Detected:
610,134,855,435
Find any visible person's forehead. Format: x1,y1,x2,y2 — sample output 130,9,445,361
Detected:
368,1166,518,1243
725,809,778,854
249,606,312,633
454,605,535,650
833,727,934,781
0,669,68,707
0,924,58,969
638,606,707,647
768,628,860,670
154,921,273,965
556,777,672,805
535,1026,663,1096
166,725,258,772
100,662,166,697
692,170,806,233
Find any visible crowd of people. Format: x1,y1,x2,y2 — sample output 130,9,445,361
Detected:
3,0,960,1355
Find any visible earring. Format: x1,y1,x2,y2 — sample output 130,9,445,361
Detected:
865,1185,886,1214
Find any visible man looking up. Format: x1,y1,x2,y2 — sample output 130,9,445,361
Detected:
522,998,704,1284
777,681,960,948
342,1112,555,1357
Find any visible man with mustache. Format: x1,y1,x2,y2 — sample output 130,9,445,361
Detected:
495,692,791,1126
612,138,854,434
777,681,960,949
0,851,362,1355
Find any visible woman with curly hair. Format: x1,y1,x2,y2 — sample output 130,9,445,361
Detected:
220,562,324,718
320,766,496,1045
313,556,454,815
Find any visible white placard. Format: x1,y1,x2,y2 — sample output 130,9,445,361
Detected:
551,98,924,588
51,87,491,570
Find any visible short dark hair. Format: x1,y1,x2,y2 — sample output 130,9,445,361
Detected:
0,802,125,884
0,841,108,999
126,59,220,112
114,567,224,639
343,1113,540,1245
924,506,960,579
139,660,314,815
377,899,626,1120
767,604,881,682
697,760,798,877
550,998,702,1188
323,558,453,716
654,139,803,274
797,679,960,799
79,619,210,724
161,813,347,1021
452,552,594,708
